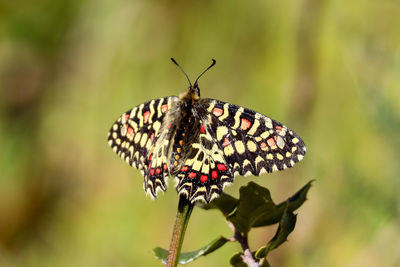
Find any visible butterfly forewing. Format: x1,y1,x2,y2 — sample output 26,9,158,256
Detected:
108,96,180,197
198,98,306,176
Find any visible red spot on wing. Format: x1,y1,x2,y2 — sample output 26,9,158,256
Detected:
222,137,230,148
150,169,155,176
275,125,282,132
148,154,152,161
189,172,196,178
181,166,189,172
125,114,130,121
200,175,208,183
260,142,267,148
156,168,161,175
161,104,168,113
267,138,276,147
240,118,251,130
217,164,227,171
212,107,224,117
143,111,150,123
127,127,134,136
167,123,172,129
163,164,168,170
150,133,155,141
200,125,205,133
212,170,218,179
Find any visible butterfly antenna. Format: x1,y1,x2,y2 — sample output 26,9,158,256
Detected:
171,58,192,87
194,59,216,86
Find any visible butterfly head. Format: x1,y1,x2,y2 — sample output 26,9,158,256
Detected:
187,83,201,100
171,58,216,101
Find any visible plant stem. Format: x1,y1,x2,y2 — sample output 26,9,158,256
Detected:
166,195,194,267
234,229,259,267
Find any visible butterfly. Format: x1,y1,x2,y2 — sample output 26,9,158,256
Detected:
107,58,306,203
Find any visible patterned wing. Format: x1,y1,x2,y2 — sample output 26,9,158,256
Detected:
108,96,180,198
199,98,306,177
172,99,306,204
172,117,234,203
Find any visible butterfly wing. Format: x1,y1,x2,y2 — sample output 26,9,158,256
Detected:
173,98,306,203
200,98,306,176
173,117,234,203
108,96,180,198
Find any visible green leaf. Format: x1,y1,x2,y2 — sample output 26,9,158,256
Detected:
251,180,314,227
227,182,277,233
196,192,239,217
153,236,230,264
255,208,297,259
199,181,313,234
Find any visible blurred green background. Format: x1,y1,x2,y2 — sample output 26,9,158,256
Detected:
1,0,399,266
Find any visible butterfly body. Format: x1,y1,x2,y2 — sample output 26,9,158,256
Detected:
108,61,306,203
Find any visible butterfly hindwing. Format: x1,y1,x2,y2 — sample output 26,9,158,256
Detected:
173,118,233,203
108,96,180,198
